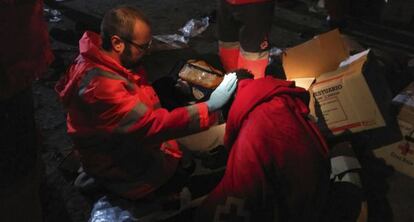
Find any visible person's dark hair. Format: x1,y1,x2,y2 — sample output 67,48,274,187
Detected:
232,69,254,80
221,69,254,120
100,6,150,50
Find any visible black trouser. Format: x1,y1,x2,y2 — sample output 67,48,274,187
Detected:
217,0,275,52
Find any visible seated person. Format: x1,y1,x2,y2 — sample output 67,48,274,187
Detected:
196,70,331,221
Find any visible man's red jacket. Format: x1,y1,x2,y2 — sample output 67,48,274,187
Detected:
56,32,217,199
197,77,330,221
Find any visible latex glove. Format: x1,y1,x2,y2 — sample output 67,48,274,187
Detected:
206,72,237,112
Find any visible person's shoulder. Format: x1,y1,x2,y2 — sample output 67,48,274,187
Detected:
79,68,130,95
84,67,128,82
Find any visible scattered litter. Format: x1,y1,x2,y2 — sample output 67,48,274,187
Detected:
268,47,284,63
153,34,189,49
153,16,210,50
89,196,138,222
44,7,62,23
89,190,202,222
308,0,326,13
179,17,210,38
269,47,284,58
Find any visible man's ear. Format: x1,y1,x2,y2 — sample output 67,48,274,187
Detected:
111,35,124,53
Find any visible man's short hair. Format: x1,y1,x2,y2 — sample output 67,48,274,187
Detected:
100,5,150,50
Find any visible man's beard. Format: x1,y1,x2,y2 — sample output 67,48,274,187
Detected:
120,44,141,69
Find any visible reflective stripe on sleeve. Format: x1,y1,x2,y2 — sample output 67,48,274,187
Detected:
186,103,211,131
78,68,133,96
330,155,361,179
115,102,148,133
330,155,362,188
186,104,201,131
197,103,210,128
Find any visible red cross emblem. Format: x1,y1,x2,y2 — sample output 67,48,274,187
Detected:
398,142,413,156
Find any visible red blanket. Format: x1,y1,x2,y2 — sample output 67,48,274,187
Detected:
197,77,330,221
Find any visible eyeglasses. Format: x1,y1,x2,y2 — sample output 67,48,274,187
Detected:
120,37,152,52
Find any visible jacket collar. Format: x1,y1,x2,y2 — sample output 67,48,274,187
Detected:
79,31,144,82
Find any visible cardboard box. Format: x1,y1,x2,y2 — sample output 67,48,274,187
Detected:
374,82,414,178
282,29,348,80
282,29,386,136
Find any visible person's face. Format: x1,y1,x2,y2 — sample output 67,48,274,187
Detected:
119,19,152,69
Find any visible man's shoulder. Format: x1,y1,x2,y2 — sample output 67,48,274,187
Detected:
83,67,127,82
71,55,125,81
76,67,132,97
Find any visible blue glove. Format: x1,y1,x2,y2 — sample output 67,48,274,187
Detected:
206,72,237,112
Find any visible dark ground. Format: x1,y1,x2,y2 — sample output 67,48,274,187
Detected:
35,0,414,221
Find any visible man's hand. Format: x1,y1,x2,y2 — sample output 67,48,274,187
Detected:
206,72,237,112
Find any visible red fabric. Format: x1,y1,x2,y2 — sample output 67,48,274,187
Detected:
237,52,268,79
226,0,273,5
56,31,217,199
0,0,54,99
219,46,240,72
197,77,329,221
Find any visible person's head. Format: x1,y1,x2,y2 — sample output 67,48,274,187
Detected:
101,6,152,69
221,69,254,120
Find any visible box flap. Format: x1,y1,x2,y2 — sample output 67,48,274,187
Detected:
309,55,385,135
339,49,370,68
282,29,349,79
290,77,315,90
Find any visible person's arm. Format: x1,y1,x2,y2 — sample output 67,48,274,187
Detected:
78,70,236,145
